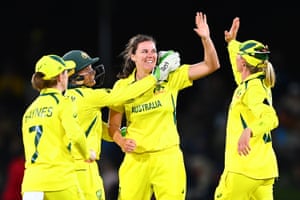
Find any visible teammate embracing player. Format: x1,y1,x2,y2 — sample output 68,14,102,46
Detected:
62,49,180,200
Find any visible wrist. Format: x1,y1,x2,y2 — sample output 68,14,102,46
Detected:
245,127,253,137
201,36,210,42
113,132,124,146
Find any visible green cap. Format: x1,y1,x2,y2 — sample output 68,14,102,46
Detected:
62,50,99,74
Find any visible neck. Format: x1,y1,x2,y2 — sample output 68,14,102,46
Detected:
241,69,251,81
135,71,148,81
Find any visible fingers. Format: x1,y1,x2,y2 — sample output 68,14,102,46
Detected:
195,12,206,26
224,17,240,42
237,128,252,156
230,17,240,37
122,139,136,153
238,144,251,156
194,11,210,38
195,12,199,26
203,13,207,24
224,30,230,41
233,17,240,26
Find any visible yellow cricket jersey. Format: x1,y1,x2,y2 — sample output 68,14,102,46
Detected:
225,40,279,179
21,88,89,192
110,65,192,153
64,75,157,160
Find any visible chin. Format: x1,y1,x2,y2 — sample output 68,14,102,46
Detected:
147,65,155,72
87,81,96,87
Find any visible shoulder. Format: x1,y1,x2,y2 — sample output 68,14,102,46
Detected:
244,72,265,88
244,77,268,102
247,75,266,91
113,76,135,88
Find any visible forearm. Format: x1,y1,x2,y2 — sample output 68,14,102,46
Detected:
249,106,279,137
112,130,125,147
72,136,90,160
108,75,156,105
202,36,220,72
108,121,124,147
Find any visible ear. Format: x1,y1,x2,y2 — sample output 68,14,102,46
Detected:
130,54,136,62
57,71,66,82
241,59,247,67
57,73,63,82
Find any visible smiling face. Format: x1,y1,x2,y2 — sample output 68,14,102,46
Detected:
131,41,157,79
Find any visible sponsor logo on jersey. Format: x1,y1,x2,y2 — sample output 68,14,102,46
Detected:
132,100,162,113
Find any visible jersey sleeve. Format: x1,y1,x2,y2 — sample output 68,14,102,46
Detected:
228,39,242,85
85,75,156,107
60,97,90,160
101,121,113,142
167,64,192,90
242,81,279,137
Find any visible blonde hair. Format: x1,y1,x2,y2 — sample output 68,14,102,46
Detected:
245,60,276,88
264,61,276,88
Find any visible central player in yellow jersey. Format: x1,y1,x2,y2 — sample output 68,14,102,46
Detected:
108,12,220,200
62,49,180,200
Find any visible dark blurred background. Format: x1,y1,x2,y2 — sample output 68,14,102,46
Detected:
1,0,300,199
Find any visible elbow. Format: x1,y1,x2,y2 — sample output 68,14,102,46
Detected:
206,51,221,72
214,62,221,71
214,57,221,70
267,116,279,133
206,55,220,72
208,60,220,73
270,110,279,130
273,116,279,129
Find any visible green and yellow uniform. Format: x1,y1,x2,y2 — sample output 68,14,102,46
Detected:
65,75,157,200
214,40,279,200
22,88,89,200
110,65,192,200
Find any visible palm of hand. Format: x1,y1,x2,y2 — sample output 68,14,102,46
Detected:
195,25,209,38
194,12,210,39
224,17,240,43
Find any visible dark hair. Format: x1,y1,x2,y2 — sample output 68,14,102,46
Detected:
117,34,156,79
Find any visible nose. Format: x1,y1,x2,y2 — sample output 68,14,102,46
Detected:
148,51,156,56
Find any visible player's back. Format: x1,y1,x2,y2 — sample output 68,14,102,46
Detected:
22,88,78,191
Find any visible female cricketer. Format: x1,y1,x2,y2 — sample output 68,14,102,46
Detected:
214,17,279,200
108,12,220,200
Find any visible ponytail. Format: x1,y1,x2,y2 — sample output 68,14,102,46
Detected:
264,61,276,88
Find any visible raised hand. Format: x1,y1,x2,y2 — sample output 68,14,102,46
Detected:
193,12,210,40
224,17,240,43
